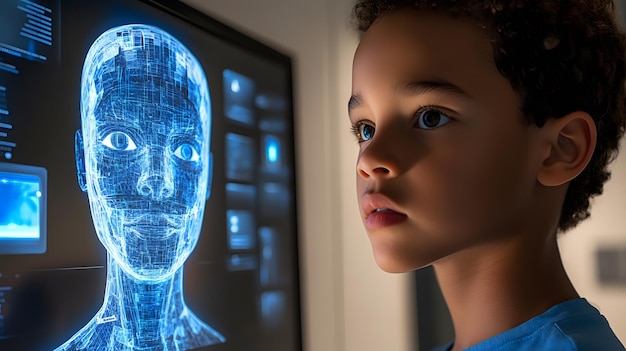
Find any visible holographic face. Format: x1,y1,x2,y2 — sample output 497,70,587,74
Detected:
77,24,212,282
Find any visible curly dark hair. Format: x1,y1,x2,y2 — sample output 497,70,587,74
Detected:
352,0,626,232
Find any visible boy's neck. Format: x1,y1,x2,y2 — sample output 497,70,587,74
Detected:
433,232,579,351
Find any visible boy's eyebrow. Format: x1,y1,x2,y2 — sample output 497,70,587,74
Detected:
348,79,472,114
398,80,473,100
348,94,362,114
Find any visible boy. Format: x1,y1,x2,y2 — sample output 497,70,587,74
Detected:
348,0,626,350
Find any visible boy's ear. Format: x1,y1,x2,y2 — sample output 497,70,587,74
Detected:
537,111,596,187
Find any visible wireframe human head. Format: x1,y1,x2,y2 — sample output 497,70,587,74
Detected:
76,24,212,282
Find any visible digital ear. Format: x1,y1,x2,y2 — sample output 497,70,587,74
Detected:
75,130,87,192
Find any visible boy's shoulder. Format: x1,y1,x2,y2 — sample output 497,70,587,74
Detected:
432,298,625,351
551,299,624,351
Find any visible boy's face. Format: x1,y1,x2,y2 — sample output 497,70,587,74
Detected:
350,9,545,272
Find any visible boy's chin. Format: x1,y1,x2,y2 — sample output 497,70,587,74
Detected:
372,251,426,274
369,236,436,273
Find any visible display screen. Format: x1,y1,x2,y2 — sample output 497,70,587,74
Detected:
0,0,301,350
0,163,47,255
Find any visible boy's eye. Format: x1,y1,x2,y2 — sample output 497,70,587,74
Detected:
416,108,450,129
352,122,375,142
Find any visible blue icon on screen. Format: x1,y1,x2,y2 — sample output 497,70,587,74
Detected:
260,291,286,328
227,210,256,250
223,69,256,126
263,135,283,172
266,136,279,163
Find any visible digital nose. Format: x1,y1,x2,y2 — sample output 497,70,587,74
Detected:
137,176,174,199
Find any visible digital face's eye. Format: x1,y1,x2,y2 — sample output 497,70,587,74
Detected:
173,143,200,162
352,121,375,143
102,131,137,151
416,108,451,130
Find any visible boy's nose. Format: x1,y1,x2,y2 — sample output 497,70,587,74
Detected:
356,131,402,179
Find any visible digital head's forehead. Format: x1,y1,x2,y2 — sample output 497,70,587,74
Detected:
81,24,211,129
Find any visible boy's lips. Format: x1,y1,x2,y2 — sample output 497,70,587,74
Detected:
360,193,408,230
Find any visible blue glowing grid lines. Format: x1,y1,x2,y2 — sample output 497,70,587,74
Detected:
53,24,224,351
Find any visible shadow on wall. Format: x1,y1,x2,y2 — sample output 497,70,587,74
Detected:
616,1,626,24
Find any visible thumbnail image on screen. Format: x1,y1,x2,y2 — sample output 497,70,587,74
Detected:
0,162,46,255
223,69,256,126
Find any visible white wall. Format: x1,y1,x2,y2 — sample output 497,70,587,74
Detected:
180,1,415,351
560,0,626,344
181,0,626,349
560,139,626,342
559,2,626,343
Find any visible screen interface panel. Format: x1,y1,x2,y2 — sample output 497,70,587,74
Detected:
0,1,300,350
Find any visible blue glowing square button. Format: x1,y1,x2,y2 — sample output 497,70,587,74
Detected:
263,135,282,171
226,209,256,251
223,69,256,126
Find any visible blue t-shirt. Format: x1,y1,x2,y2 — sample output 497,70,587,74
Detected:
433,298,625,351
